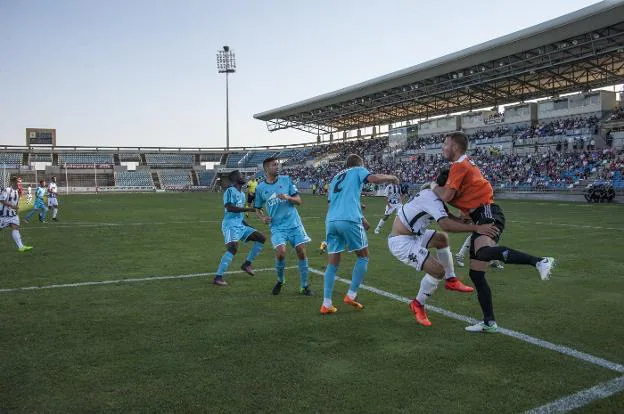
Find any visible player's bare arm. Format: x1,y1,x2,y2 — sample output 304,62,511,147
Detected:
277,193,301,205
367,174,399,185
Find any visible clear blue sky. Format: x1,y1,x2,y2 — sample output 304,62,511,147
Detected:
0,0,604,148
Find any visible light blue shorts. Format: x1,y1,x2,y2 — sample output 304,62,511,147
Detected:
222,224,257,244
325,220,368,254
271,225,311,249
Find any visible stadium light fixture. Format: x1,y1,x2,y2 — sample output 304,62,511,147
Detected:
217,45,236,150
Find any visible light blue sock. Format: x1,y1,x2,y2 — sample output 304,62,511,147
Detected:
324,264,338,300
298,258,309,288
216,251,234,276
275,258,286,283
246,242,263,263
349,257,369,293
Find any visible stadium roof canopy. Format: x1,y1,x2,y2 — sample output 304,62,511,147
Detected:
254,0,624,135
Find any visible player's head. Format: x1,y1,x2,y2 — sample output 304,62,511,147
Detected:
39,179,46,186
345,154,364,168
436,168,450,187
9,175,18,189
262,157,279,177
51,176,57,183
228,170,245,186
17,177,22,183
443,132,468,161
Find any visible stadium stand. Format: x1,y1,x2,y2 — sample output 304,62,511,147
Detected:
196,170,216,186
158,170,192,188
0,152,23,167
115,170,154,187
225,152,246,168
118,153,141,162
29,153,53,163
59,153,114,165
145,153,194,168
243,151,278,167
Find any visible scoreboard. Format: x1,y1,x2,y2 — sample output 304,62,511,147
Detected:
26,128,56,146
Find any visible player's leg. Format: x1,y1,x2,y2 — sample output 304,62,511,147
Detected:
455,234,471,267
23,204,38,222
426,231,473,292
292,226,312,295
214,241,238,286
272,243,287,295
465,234,498,332
241,229,266,275
9,222,32,252
374,214,390,234
51,199,59,221
409,256,446,326
40,204,48,222
321,222,343,314
294,243,312,295
344,221,369,309
471,205,554,280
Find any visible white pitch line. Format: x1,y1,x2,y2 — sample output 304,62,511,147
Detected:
20,217,324,230
509,220,624,232
0,267,293,293
307,267,624,374
523,375,624,414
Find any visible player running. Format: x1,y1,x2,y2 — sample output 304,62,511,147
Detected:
254,157,313,296
23,180,48,223
374,183,403,234
0,176,33,252
47,176,59,221
213,170,266,286
387,169,498,327
320,154,399,314
433,132,555,333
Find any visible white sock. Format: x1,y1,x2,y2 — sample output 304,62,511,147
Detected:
12,230,24,249
436,247,456,280
347,290,357,300
416,274,440,305
323,298,333,308
376,218,385,229
52,208,58,219
457,235,471,257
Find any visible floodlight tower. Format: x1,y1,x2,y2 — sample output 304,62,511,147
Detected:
217,45,236,150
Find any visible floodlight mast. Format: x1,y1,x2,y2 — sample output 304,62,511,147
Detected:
217,46,236,150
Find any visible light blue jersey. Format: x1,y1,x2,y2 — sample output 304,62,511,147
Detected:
222,186,246,228
35,187,46,201
254,175,303,231
326,166,370,223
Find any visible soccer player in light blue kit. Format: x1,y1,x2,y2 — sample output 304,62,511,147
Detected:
23,180,48,223
213,170,266,286
321,154,399,314
254,157,313,296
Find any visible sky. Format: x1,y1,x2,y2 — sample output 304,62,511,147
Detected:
0,0,610,149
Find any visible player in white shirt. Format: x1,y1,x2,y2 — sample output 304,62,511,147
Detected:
26,185,33,204
374,183,403,234
387,169,498,327
0,176,33,252
47,176,59,221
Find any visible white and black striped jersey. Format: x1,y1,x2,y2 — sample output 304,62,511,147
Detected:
48,182,58,198
398,189,448,235
384,184,402,205
0,187,19,218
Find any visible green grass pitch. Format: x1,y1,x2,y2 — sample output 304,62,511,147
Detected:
1,192,623,413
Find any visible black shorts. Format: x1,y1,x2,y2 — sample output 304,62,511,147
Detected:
469,203,506,258
247,193,255,204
